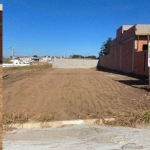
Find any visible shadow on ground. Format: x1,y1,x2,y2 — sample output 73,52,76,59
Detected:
116,79,150,92
97,62,150,92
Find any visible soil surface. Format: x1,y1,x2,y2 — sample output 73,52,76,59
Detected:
3,67,150,123
0,66,2,150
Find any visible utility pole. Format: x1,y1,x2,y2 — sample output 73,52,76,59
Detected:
11,47,14,66
64,53,66,58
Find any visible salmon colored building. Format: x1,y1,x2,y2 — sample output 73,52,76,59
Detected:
100,24,150,77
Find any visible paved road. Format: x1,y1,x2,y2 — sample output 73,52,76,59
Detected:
3,125,150,150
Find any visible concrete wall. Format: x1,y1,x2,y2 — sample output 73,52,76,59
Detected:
136,24,150,35
52,59,99,69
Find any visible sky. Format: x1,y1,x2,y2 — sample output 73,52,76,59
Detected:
1,0,150,57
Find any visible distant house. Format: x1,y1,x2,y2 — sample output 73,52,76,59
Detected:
10,59,20,65
19,56,31,64
42,56,51,61
31,56,41,62
3,59,30,67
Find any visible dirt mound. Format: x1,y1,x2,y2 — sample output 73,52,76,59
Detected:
0,66,2,149
3,67,150,126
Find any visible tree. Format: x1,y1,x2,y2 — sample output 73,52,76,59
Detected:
33,55,38,57
72,54,84,58
85,55,97,59
99,37,112,57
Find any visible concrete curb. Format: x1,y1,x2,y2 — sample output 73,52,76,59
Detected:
3,118,115,129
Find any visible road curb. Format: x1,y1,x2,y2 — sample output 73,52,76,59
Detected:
3,118,115,129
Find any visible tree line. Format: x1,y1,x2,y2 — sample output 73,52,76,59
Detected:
71,55,98,59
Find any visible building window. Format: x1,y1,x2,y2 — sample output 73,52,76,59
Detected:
143,44,148,51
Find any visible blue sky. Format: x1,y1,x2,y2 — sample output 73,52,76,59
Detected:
1,0,150,57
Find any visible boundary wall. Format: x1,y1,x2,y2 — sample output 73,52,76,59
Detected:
100,25,149,77
52,59,98,69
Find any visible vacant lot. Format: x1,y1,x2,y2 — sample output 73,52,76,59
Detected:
3,66,150,125
0,66,2,150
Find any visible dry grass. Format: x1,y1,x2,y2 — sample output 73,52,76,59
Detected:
3,64,52,73
104,110,150,127
3,112,59,124
3,64,52,78
3,110,150,128
3,112,30,124
33,113,59,122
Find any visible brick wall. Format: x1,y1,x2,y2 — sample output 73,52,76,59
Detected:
116,27,123,40
0,10,2,64
116,45,121,70
109,46,116,69
100,42,148,76
136,36,148,51
100,41,134,73
100,55,109,68
122,26,135,40
99,25,149,77
110,38,117,46
121,40,134,72
134,51,148,76
116,25,134,41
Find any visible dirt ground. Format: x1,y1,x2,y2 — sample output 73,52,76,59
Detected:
0,66,2,150
3,67,150,125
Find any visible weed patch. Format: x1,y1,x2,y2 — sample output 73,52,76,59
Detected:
3,64,52,73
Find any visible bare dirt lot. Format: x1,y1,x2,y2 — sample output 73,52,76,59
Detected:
3,66,150,126
0,66,2,150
